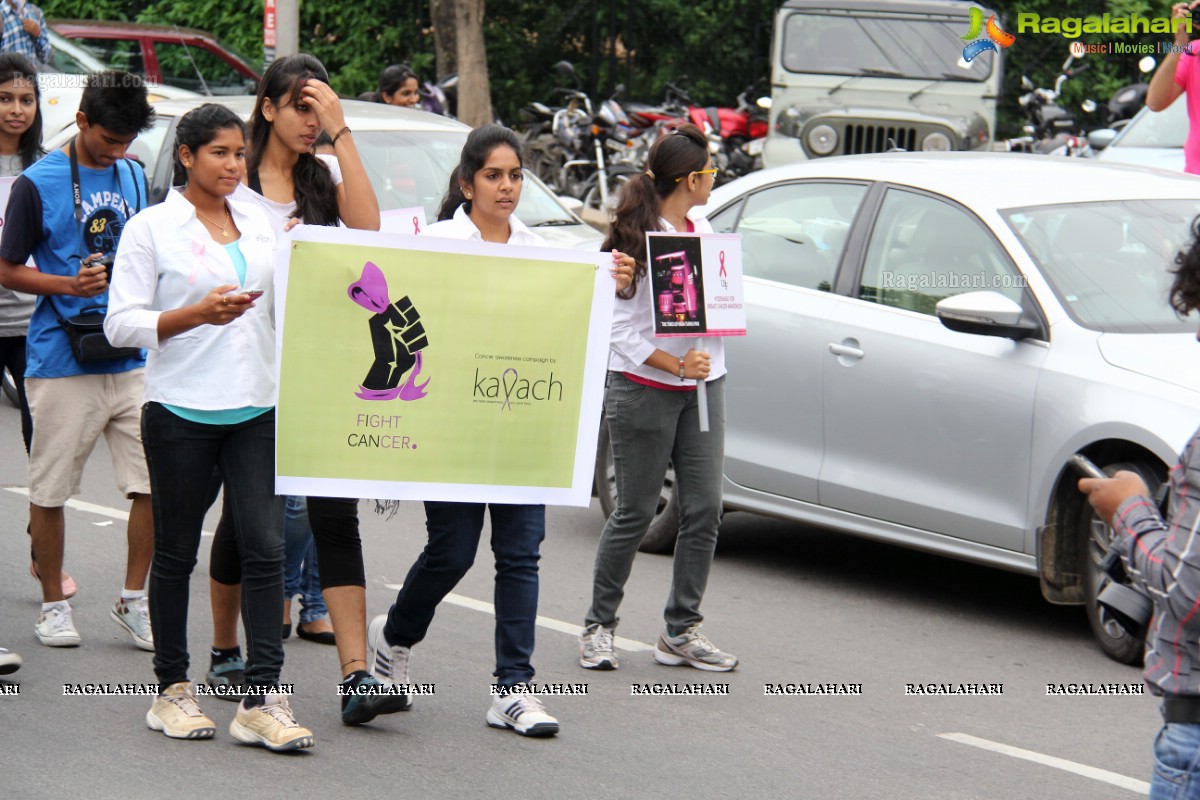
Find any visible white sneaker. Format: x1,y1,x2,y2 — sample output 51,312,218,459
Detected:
229,692,314,752
486,686,559,737
0,647,22,675
35,603,80,647
146,682,216,740
367,613,414,709
579,623,618,670
111,597,154,651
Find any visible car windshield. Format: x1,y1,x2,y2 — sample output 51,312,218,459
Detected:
352,129,577,226
1113,101,1189,148
1004,199,1200,333
781,12,994,81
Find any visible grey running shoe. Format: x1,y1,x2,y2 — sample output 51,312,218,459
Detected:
654,625,738,672
579,623,618,670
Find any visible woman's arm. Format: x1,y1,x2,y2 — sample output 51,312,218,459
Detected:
301,79,381,230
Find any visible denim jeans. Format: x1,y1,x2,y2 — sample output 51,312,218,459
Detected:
384,502,545,686
1152,722,1200,799
141,403,285,689
283,496,328,623
585,373,725,637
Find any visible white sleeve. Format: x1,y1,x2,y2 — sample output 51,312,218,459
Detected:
318,153,344,186
608,279,656,366
105,214,163,350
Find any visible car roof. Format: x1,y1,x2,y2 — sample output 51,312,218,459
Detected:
779,0,983,17
705,152,1200,212
49,19,225,41
148,96,472,134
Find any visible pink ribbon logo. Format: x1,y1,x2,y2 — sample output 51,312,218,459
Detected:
413,216,421,235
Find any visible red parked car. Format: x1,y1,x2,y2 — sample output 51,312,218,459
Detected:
47,20,260,95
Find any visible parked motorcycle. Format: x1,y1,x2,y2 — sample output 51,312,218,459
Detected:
1006,53,1095,157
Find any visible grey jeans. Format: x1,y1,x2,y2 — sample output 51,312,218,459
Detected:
585,372,725,637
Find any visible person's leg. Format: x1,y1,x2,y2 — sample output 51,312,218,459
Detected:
306,497,364,675
208,498,242,650
218,411,285,691
105,370,154,594
0,336,32,454
297,536,330,627
287,497,331,637
26,375,107,644
141,402,222,689
584,375,680,631
662,376,725,635
384,502,485,647
488,504,545,687
1149,722,1200,800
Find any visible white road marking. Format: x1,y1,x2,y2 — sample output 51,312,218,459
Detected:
384,582,655,652
4,487,216,536
939,732,1150,795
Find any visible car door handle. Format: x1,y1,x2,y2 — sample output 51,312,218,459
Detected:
828,343,864,359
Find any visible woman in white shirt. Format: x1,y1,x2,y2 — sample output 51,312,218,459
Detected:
201,53,402,728
367,125,631,737
578,123,738,673
106,103,314,751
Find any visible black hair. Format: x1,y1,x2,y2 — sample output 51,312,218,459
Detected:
247,53,339,226
78,71,155,136
602,123,709,299
1170,214,1200,316
0,53,43,169
437,124,523,221
376,64,419,103
172,103,247,186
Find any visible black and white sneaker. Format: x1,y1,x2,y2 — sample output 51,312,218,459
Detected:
486,686,559,737
0,647,21,675
367,614,413,710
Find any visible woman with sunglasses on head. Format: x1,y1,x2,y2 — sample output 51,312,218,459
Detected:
202,53,403,727
106,103,313,751
367,123,632,737
578,123,738,674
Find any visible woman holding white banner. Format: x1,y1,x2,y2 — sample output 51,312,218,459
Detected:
579,122,737,673
106,103,314,750
368,124,632,737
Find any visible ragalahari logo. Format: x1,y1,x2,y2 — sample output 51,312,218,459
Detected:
961,7,1016,62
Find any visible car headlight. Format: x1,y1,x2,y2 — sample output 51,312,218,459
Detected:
921,131,952,151
807,124,838,156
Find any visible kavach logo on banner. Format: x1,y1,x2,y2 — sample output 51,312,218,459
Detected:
961,7,1015,63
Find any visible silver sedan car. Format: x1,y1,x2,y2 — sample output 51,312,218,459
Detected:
596,152,1200,663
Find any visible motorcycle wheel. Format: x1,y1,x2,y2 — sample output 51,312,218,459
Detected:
582,173,633,213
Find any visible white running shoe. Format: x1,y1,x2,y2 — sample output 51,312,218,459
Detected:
35,604,80,647
486,686,559,737
229,692,314,752
111,597,154,651
579,623,618,670
367,613,413,710
0,647,22,675
146,682,216,740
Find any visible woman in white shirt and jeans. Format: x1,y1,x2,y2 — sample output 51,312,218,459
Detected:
579,123,738,673
106,103,313,752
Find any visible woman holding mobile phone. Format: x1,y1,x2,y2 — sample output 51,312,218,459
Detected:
106,103,313,751
201,52,401,727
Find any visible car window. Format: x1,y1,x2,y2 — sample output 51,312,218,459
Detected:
126,116,174,200
707,199,742,233
68,37,145,74
353,129,467,220
153,42,251,94
736,181,865,291
860,189,1024,315
1113,101,1189,149
1005,199,1200,333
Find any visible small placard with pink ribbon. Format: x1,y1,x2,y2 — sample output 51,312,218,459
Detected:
645,232,745,338
379,206,429,236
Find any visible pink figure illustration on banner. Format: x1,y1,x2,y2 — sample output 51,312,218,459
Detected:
346,261,430,401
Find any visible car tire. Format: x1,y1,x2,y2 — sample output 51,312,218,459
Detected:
594,416,680,554
2,366,17,408
1079,459,1163,665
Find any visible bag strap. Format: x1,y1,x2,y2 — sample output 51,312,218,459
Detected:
45,294,105,325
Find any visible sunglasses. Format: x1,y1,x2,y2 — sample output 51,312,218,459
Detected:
675,168,719,183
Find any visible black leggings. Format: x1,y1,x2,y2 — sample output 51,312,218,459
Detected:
1,335,33,454
210,496,365,589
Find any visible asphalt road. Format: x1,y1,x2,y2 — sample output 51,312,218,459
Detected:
0,394,1162,800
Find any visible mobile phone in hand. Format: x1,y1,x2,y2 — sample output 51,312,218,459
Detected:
1070,454,1106,480
244,290,264,300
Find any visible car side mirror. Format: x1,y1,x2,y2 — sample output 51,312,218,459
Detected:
936,291,1039,340
1087,128,1118,151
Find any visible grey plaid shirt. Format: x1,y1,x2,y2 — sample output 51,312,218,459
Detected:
1115,426,1200,696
